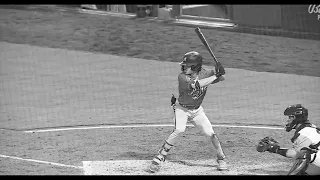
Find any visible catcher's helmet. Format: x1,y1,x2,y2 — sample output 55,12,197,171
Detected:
180,51,203,72
283,104,308,132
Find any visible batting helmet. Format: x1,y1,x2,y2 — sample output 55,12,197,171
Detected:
180,51,203,72
283,104,309,132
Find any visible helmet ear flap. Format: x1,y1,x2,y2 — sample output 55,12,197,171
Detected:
181,65,185,71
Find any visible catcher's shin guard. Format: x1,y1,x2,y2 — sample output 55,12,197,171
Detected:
287,158,309,175
287,147,318,175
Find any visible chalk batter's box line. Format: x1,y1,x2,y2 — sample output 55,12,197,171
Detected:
24,124,282,133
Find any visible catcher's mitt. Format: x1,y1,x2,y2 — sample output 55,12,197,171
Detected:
256,136,279,153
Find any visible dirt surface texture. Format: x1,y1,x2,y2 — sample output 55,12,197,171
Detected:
0,5,319,175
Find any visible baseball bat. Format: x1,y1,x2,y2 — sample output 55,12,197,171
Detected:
195,27,220,65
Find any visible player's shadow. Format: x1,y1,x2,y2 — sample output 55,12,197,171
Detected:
239,169,288,175
118,151,154,160
120,152,218,169
170,159,217,168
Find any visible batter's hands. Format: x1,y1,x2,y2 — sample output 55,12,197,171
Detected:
215,62,225,76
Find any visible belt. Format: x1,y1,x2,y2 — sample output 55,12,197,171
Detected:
179,103,200,110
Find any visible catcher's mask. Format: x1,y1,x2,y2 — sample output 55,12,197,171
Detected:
180,51,203,73
282,104,308,132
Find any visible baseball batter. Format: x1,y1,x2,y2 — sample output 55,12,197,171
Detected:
149,51,228,173
257,104,320,175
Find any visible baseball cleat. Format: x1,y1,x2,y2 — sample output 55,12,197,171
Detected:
217,159,228,171
148,154,165,173
148,160,161,173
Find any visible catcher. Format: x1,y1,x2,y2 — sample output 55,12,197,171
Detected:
256,104,320,175
148,51,227,173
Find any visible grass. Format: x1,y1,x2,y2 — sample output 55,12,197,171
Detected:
0,5,319,77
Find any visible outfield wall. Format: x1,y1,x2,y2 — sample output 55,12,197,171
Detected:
281,5,320,33
181,5,228,19
170,5,320,34
231,5,282,28
75,4,320,34
230,5,320,33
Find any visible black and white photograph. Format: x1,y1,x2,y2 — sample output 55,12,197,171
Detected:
0,4,319,175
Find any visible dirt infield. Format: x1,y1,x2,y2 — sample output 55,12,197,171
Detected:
0,5,320,175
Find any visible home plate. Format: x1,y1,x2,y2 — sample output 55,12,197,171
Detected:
82,160,290,175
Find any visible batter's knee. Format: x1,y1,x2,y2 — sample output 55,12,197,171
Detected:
213,133,226,141
202,129,215,137
174,127,186,134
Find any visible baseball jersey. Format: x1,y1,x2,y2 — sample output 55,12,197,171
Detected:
178,68,215,108
291,124,320,151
